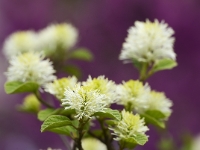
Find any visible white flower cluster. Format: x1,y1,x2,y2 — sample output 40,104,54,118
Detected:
117,80,173,117
33,75,115,120
60,75,116,120
117,80,150,111
82,75,117,105
45,75,116,104
110,110,149,142
3,23,78,59
5,52,56,85
119,19,176,63
145,91,173,116
3,31,39,59
57,76,172,120
45,76,79,100
62,84,108,120
38,23,78,55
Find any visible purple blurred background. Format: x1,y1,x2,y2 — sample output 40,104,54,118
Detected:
0,0,200,149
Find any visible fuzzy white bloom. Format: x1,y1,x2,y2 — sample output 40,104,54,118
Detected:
110,110,149,141
45,76,79,100
38,23,78,55
82,75,117,105
62,85,108,120
116,80,150,112
3,31,39,59
5,52,56,85
81,138,107,150
145,91,173,117
119,19,176,63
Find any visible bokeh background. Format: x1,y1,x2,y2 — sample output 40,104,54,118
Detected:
0,0,200,149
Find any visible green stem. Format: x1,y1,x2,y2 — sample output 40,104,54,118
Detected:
119,141,125,150
75,119,89,150
146,66,155,80
77,129,84,150
98,118,114,150
125,102,133,112
34,91,54,108
139,63,148,82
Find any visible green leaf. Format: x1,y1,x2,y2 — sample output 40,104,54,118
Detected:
133,133,149,145
145,110,166,119
4,81,39,94
38,109,56,121
93,108,121,121
141,110,166,129
41,115,73,132
69,48,93,61
123,141,137,149
123,133,148,148
38,108,75,121
63,65,82,78
71,120,79,129
49,126,77,136
17,94,41,114
152,59,177,73
132,59,143,71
